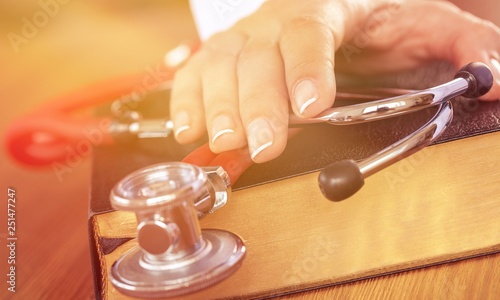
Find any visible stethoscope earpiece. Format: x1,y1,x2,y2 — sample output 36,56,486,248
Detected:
318,160,364,202
454,62,494,98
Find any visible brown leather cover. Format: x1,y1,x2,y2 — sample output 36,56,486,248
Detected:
88,62,500,299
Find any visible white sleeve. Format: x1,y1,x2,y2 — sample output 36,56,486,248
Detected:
189,0,266,41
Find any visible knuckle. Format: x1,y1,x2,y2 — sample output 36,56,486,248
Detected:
198,32,249,71
204,31,248,56
201,52,237,76
204,96,236,110
287,56,334,78
286,15,328,30
240,37,277,54
237,37,279,65
240,88,288,108
280,12,337,45
239,90,268,107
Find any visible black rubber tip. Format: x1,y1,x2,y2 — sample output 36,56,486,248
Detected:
454,62,494,98
318,160,364,202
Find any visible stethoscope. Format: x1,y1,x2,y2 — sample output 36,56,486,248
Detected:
107,61,493,298
5,45,494,297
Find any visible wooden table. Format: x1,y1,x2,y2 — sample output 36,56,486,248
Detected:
0,1,498,299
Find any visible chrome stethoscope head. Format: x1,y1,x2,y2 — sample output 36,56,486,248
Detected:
110,163,246,298
317,62,494,201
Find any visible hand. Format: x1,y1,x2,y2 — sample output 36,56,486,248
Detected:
334,0,500,98
170,0,500,164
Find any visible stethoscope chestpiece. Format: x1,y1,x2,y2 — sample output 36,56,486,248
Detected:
318,62,494,202
109,162,245,298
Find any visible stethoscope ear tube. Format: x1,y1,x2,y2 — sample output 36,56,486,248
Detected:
318,62,494,202
318,102,453,201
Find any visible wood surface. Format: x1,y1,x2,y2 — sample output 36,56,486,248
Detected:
0,1,498,299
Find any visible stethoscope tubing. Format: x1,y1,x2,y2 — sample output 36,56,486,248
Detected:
358,101,452,178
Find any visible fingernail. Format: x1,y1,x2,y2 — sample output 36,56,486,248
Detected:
294,79,318,115
174,111,191,138
247,117,274,160
211,115,235,144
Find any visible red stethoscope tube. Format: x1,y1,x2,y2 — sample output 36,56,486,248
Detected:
4,43,254,182
182,128,301,185
5,72,157,166
182,144,253,185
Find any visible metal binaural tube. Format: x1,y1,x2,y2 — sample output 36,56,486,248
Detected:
318,62,494,202
291,77,467,125
318,102,453,202
358,102,453,178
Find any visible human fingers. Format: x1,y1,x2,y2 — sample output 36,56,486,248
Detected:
237,38,289,163
417,1,500,100
170,55,206,144
280,15,337,118
445,12,500,100
334,1,500,100
200,33,248,153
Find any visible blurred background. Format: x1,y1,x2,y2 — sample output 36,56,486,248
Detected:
0,1,197,299
0,0,498,299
